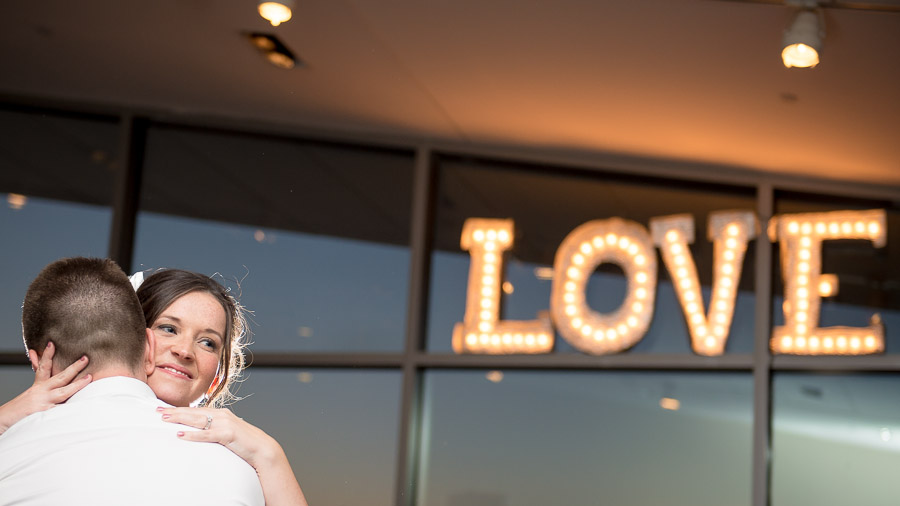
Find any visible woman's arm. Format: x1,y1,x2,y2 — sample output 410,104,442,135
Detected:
158,406,309,506
0,342,91,435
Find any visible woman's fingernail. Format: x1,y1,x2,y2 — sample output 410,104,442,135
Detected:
162,414,171,420
80,355,88,362
156,407,165,412
176,431,184,437
46,342,53,349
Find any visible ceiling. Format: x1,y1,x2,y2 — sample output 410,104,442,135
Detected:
1,0,898,189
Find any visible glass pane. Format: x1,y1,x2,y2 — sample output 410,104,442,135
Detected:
773,193,900,353
0,109,117,351
0,366,35,406
134,125,414,352
418,370,753,506
772,373,900,506
230,369,401,506
428,157,757,354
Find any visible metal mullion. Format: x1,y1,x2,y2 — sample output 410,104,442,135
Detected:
411,352,754,371
772,355,900,371
107,114,146,272
752,182,774,506
0,353,27,365
242,352,404,368
394,146,435,506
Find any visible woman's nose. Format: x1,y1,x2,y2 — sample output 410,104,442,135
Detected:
171,337,194,360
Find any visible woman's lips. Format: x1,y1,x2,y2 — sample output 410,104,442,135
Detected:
157,365,193,380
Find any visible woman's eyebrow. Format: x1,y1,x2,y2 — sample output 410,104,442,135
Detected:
204,328,224,340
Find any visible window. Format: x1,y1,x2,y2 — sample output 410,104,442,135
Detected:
231,369,402,506
771,373,900,506
0,108,117,351
418,370,753,506
134,125,415,352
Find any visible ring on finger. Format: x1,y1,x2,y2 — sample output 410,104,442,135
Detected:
203,414,213,430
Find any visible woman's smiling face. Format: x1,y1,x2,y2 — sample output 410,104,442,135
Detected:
147,291,226,407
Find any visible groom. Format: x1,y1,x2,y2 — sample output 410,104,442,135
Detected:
0,257,263,505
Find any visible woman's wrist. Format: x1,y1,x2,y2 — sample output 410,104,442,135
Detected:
249,432,286,470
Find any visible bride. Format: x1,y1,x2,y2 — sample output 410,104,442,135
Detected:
0,268,308,506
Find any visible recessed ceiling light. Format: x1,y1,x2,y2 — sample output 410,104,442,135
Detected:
245,32,300,70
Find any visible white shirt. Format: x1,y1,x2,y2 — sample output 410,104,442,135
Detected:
0,377,264,506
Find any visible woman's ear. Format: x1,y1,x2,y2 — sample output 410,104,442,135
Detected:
143,328,156,377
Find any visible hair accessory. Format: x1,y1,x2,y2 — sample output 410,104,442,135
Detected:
128,271,145,292
203,414,213,430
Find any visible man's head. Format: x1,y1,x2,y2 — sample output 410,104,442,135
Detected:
22,257,152,377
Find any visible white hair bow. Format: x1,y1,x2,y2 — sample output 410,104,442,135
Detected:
128,271,145,291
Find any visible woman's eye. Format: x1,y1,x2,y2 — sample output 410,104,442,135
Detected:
200,338,219,350
157,325,176,334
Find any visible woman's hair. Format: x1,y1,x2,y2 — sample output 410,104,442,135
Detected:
136,269,248,407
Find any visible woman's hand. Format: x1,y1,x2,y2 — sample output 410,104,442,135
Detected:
0,342,91,435
158,406,277,468
158,406,309,506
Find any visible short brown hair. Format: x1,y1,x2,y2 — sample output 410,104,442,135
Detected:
137,269,247,407
22,257,146,371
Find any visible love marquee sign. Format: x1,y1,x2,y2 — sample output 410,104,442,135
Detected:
452,209,886,357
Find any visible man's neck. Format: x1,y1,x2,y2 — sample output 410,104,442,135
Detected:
54,364,147,383
87,368,146,382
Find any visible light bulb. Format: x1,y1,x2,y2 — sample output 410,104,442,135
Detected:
258,1,294,27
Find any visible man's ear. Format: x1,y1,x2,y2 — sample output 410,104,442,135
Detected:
143,328,156,377
27,348,40,372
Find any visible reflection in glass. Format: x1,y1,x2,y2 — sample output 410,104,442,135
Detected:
0,109,117,352
230,369,401,506
428,157,757,354
133,213,410,352
0,198,112,351
418,370,753,506
0,367,36,405
135,125,415,352
772,373,900,506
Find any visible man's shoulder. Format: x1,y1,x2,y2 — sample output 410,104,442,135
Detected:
0,396,265,506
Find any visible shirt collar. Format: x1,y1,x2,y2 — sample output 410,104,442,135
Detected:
66,376,160,404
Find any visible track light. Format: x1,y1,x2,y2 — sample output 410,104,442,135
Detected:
782,8,823,68
258,0,294,27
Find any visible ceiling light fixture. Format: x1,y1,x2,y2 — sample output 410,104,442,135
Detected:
258,0,294,27
246,32,299,69
782,6,824,68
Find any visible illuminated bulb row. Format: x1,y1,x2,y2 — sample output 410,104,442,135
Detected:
709,223,749,347
789,237,817,339
785,219,881,240
463,331,552,351
773,332,882,355
475,241,502,333
471,227,513,245
666,230,705,335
